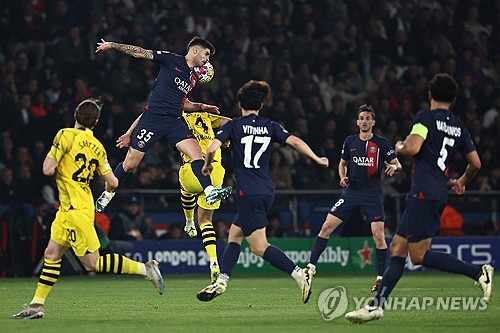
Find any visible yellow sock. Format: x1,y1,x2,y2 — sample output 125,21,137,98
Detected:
96,254,144,275
200,222,217,262
181,190,196,222
31,258,62,305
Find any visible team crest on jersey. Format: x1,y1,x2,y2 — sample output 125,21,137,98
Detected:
138,141,145,149
369,147,376,153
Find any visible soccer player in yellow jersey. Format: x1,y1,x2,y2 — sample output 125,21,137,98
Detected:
11,98,164,320
115,110,231,283
179,111,231,282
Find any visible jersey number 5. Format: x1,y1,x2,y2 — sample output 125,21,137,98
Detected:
241,135,271,169
437,137,455,171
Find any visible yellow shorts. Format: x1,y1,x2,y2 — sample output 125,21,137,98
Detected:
179,161,225,210
50,208,100,257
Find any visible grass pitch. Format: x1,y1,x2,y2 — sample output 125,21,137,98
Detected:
0,272,498,333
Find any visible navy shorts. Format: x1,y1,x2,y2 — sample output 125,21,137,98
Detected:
130,111,194,152
233,195,273,237
329,190,385,223
396,196,445,242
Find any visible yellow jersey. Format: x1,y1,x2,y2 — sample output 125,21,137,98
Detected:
181,112,223,163
47,128,112,211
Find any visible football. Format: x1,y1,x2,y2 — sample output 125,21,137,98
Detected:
194,61,214,84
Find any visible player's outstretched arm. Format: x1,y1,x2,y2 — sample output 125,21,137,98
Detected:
285,135,329,167
116,114,143,149
96,39,153,60
184,99,220,114
395,134,424,156
384,158,402,176
449,150,481,195
202,139,223,175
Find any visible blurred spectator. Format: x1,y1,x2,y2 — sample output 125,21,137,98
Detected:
160,223,183,240
108,196,154,241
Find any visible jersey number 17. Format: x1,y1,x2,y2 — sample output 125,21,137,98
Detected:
241,135,271,169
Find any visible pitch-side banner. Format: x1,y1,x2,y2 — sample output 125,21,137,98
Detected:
124,237,499,275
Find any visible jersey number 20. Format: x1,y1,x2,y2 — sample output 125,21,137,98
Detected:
241,135,271,169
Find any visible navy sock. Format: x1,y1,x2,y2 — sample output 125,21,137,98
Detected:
263,245,296,274
220,242,241,277
371,256,406,308
422,251,481,280
114,162,130,183
191,159,211,189
310,236,328,265
375,248,388,276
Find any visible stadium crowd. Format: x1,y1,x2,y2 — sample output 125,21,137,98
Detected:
0,0,499,243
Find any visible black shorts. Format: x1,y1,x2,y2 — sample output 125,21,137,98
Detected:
130,111,194,152
396,196,445,242
233,195,273,237
329,190,385,223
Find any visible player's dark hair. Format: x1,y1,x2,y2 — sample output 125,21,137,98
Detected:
237,80,271,111
187,37,216,56
357,104,375,119
429,73,458,103
75,97,103,129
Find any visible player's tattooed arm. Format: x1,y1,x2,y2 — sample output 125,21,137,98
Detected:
96,39,153,59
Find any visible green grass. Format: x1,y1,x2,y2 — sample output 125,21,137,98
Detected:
0,272,498,333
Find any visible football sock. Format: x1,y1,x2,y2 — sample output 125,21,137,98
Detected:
220,242,241,277
96,254,144,275
375,248,388,276
309,236,328,265
263,245,296,275
200,222,218,263
422,251,482,280
31,258,62,304
291,266,303,284
114,162,131,183
191,159,212,189
371,256,405,308
181,191,196,222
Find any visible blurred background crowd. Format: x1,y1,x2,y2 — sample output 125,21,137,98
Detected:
0,0,499,260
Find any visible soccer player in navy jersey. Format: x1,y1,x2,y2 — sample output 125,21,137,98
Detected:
346,73,493,323
196,80,329,302
93,37,231,212
301,104,402,302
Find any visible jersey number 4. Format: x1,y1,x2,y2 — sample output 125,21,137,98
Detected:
437,137,455,171
241,135,271,169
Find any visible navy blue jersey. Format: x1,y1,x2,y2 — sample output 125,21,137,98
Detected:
409,109,476,203
340,134,396,194
215,114,291,196
147,51,198,117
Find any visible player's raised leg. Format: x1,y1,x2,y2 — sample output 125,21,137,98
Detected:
178,139,232,205
94,253,164,295
96,148,144,212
